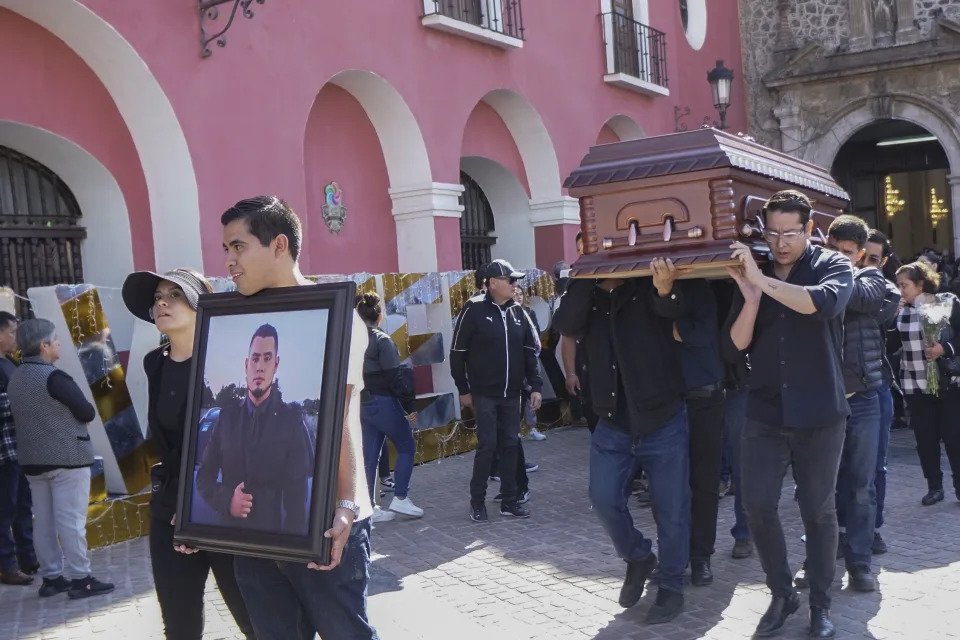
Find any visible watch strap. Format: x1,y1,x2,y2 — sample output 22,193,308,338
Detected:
336,499,360,517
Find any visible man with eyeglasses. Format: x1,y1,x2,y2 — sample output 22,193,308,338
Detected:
722,190,853,639
451,259,542,523
862,229,901,556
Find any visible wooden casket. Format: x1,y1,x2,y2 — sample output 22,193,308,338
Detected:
564,128,850,280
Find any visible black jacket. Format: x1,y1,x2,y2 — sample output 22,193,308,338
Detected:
450,293,542,398
842,267,900,393
552,278,685,436
196,389,315,535
362,327,415,413
144,347,184,521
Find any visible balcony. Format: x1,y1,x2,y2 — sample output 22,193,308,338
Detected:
601,12,669,97
421,0,525,49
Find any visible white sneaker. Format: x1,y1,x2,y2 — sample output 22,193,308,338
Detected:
372,506,395,523
527,427,547,441
389,496,424,518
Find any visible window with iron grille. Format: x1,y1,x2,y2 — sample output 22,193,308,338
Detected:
0,146,85,319
459,171,496,271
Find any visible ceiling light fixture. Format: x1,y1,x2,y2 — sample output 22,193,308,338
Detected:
875,135,938,147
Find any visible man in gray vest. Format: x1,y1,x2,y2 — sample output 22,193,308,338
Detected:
6,319,113,599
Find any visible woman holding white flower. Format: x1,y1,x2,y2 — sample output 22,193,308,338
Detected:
895,261,960,505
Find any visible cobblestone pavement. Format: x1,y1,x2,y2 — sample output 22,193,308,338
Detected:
1,427,959,640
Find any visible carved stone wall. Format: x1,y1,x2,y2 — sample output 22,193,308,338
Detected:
915,1,960,36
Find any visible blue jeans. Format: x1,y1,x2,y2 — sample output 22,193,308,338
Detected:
722,388,750,542
361,395,415,501
876,388,893,529
835,390,881,568
0,461,36,571
589,408,691,594
234,521,378,640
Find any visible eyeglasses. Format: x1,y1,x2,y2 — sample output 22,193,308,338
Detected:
491,276,519,285
762,228,806,243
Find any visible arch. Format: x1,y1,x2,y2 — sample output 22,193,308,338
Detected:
0,0,201,271
323,69,433,190
0,121,133,290
461,156,535,268
803,95,960,173
602,114,645,142
479,89,564,204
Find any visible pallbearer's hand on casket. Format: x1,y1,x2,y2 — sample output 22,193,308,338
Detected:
651,258,679,297
726,242,763,305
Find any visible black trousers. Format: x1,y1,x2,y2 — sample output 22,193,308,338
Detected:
904,390,960,492
149,516,255,640
490,438,529,493
741,419,845,609
687,389,725,562
471,395,521,505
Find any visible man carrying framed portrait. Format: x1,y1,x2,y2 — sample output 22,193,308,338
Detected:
213,196,378,640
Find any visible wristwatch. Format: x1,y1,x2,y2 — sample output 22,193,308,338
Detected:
336,499,360,519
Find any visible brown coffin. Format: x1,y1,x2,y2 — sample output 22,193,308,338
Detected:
564,128,850,280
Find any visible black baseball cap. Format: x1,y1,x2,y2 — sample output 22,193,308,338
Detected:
482,259,525,282
122,269,210,323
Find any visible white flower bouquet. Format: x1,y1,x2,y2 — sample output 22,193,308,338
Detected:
919,299,954,396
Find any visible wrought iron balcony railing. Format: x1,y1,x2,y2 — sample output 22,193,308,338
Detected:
423,0,525,41
602,12,668,90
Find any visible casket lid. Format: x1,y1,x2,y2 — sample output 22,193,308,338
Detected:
564,128,849,200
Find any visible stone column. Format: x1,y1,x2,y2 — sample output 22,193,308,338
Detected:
773,103,803,156
848,0,872,50
895,0,919,43
530,197,581,269
390,182,464,272
947,174,960,256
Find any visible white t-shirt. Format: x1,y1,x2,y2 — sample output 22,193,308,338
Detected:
346,313,374,520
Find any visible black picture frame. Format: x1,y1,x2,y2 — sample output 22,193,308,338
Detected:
173,282,356,565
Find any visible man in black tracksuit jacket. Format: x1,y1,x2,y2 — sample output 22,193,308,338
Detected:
450,259,542,522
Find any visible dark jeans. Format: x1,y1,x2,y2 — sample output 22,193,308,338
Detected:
361,395,416,501
876,388,893,529
471,395,521,505
835,391,880,568
904,390,960,492
741,419,845,609
687,389,725,561
490,438,529,494
722,389,750,542
589,408,691,594
234,520,378,640
0,462,35,571
150,516,254,639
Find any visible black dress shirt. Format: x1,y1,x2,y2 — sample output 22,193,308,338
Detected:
721,243,854,428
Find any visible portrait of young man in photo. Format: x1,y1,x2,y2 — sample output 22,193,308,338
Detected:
195,322,315,536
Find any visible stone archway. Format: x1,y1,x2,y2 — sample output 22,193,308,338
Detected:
0,0,202,271
600,114,646,142
800,94,960,254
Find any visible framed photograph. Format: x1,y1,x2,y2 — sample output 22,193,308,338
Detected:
173,282,356,565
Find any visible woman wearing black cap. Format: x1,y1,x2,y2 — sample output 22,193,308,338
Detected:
122,269,255,640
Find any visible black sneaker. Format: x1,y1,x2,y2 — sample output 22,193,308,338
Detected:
470,504,488,523
493,490,530,504
499,502,530,518
38,576,71,598
922,489,944,506
872,532,887,555
68,575,115,599
645,588,684,624
847,565,876,592
524,462,539,473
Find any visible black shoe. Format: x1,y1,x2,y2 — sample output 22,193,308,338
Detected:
618,553,657,608
650,565,661,583
470,504,488,522
68,575,114,599
847,565,876,592
871,531,887,556
38,576,71,598
809,606,836,638
645,589,684,624
836,531,847,559
690,560,713,586
499,502,530,518
493,490,530,504
922,489,944,506
794,561,809,589
753,592,801,637
732,539,755,559
19,560,39,575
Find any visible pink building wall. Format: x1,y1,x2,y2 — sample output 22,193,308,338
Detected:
0,0,748,278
